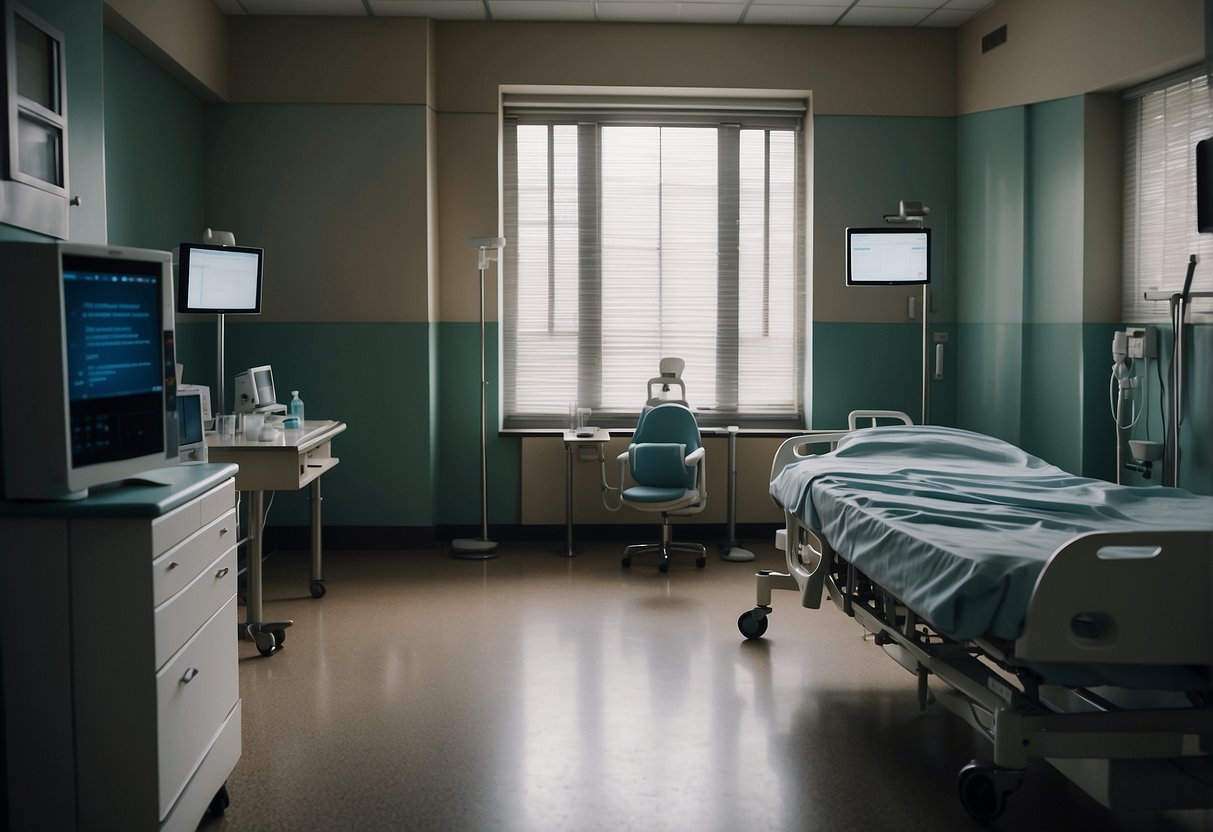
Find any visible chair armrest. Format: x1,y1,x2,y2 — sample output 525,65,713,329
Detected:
685,446,705,465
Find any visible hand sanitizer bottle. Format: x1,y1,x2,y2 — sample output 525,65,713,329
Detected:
289,390,305,425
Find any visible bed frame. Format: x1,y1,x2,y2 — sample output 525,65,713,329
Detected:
739,416,1213,821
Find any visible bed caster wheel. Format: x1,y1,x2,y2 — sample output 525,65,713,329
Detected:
695,556,706,568
658,560,670,574
957,761,1020,822
309,579,327,598
737,609,769,639
621,556,631,569
208,783,230,817
253,629,277,657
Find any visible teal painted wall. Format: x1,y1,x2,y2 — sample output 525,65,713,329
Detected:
222,322,436,526
103,30,206,251
956,106,1025,444
1020,98,1086,474
811,115,958,427
811,323,957,428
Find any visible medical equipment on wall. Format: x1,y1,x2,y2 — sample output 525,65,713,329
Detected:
1141,253,1211,488
1109,327,1159,483
452,236,506,558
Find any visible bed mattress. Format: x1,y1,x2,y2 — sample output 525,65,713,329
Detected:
770,425,1213,644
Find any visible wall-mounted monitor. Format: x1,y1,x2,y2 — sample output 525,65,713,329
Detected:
178,243,264,314
845,227,931,286
0,242,177,500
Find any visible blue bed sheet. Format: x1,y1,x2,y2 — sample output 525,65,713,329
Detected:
770,425,1213,644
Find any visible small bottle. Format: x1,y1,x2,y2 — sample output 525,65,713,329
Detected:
289,390,305,425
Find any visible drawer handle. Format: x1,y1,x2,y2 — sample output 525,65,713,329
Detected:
220,526,230,535
216,567,230,580
181,667,200,684
167,561,178,570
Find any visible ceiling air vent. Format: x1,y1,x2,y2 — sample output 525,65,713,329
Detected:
981,24,1007,54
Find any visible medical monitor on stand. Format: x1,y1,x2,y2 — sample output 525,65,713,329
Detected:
177,234,264,415
845,227,931,286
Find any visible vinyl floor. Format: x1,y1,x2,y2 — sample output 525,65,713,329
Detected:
198,540,1213,832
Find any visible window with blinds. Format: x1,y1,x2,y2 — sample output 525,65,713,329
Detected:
1122,69,1213,322
501,95,806,429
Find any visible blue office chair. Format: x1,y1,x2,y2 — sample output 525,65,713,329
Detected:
617,403,707,573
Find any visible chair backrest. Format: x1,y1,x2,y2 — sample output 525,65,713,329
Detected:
630,403,701,488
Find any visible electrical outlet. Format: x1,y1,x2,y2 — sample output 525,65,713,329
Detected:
1124,326,1157,360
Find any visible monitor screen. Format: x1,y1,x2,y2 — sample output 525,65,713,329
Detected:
178,243,264,314
845,227,931,286
0,242,175,500
177,389,205,447
252,367,275,405
62,254,166,469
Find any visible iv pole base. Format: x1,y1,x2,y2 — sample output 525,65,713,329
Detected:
451,538,499,558
721,544,755,562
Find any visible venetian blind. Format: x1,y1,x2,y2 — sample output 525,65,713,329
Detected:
1123,69,1213,321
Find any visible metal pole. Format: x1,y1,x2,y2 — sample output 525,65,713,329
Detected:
216,312,225,416
921,284,930,425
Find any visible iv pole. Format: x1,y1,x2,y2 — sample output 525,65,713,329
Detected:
452,237,506,558
883,201,931,424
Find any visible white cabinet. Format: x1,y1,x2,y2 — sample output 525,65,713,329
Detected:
0,465,242,831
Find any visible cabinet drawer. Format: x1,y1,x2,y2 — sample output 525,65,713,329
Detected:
150,479,236,557
154,548,236,671
152,509,237,608
156,594,239,822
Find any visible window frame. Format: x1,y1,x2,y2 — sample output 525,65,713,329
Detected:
501,92,808,430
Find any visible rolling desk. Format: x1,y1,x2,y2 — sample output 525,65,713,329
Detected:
207,419,346,656
562,428,612,556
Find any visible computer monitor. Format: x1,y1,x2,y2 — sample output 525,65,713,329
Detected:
0,242,177,500
177,243,264,314
233,365,282,414
845,227,931,286
177,387,208,463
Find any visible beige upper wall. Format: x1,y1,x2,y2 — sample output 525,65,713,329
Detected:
104,0,228,101
958,0,1204,114
226,17,430,104
435,21,955,117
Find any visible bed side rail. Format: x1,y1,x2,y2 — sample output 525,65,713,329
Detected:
1016,530,1213,665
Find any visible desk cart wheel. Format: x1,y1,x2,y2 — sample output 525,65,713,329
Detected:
658,560,670,574
253,629,278,657
309,579,327,598
695,556,706,568
208,783,230,817
621,556,631,569
737,609,769,640
957,761,1020,822
270,627,287,647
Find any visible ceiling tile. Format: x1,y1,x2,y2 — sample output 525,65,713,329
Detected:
838,6,933,26
369,0,487,17
488,0,595,19
674,2,747,23
743,4,847,25
595,1,680,21
240,0,368,13
854,0,935,8
918,7,976,26
945,0,995,9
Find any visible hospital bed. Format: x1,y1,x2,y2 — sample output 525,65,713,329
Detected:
738,413,1213,821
